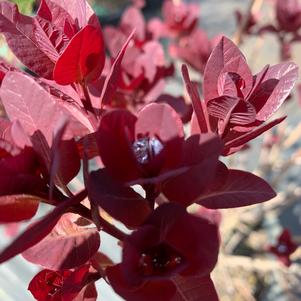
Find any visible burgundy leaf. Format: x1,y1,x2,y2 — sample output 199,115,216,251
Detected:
22,213,100,270
88,169,151,227
0,189,86,264
107,264,176,301
162,135,222,207
203,36,245,102
50,121,81,189
72,283,98,301
0,1,55,78
172,275,219,301
0,72,90,146
0,195,40,223
197,170,276,209
97,109,140,182
53,25,105,85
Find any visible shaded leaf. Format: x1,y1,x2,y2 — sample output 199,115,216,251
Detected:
172,275,219,301
197,170,276,208
88,169,151,227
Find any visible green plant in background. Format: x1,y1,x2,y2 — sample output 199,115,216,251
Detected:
10,0,34,14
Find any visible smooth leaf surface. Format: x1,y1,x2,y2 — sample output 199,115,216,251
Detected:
0,194,40,223
88,169,151,227
197,169,276,208
172,275,219,301
53,25,105,85
99,31,134,108
203,36,244,102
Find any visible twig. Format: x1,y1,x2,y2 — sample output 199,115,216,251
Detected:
233,0,263,45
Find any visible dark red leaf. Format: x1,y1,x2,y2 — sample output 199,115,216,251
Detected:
172,275,219,301
181,65,209,133
88,169,151,227
107,264,176,301
0,195,40,223
197,170,276,209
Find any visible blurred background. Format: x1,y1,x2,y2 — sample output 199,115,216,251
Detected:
1,0,301,300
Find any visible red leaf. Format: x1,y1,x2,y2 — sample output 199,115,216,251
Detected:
0,72,90,146
37,0,76,38
197,170,276,209
223,116,286,155
136,103,184,142
0,1,55,78
107,264,176,301
97,109,140,182
50,121,81,189
203,36,245,102
172,275,219,301
48,0,100,30
181,65,209,133
251,62,298,121
162,135,222,207
0,189,87,264
22,213,100,270
0,195,40,223
88,169,151,227
53,25,105,85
